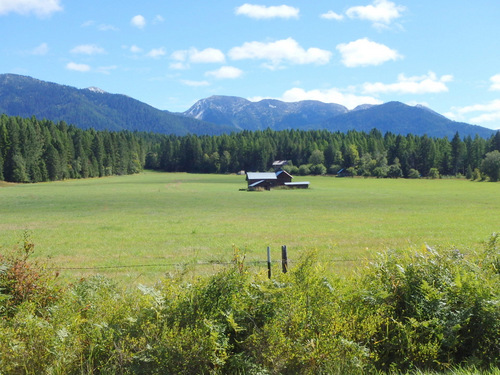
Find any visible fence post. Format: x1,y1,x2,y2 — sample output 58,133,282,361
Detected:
281,245,288,273
267,246,271,279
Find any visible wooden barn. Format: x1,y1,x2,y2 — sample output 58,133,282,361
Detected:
246,163,308,190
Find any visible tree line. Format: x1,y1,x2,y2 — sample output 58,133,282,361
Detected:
0,114,146,183
146,128,500,180
1,114,500,183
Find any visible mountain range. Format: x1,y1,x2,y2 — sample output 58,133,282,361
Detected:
0,73,496,138
0,74,233,136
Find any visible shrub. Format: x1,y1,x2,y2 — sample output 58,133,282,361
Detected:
428,167,440,179
373,166,388,178
328,164,342,175
310,163,327,175
298,164,311,176
0,232,60,317
473,168,482,181
355,244,500,372
408,168,421,179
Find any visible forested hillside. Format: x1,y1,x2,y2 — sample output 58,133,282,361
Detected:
1,114,500,183
0,74,234,135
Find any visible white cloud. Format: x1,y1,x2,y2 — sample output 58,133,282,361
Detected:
489,74,500,91
321,10,344,21
189,48,225,64
206,66,243,79
131,14,146,29
0,0,62,17
228,38,331,68
278,87,382,109
336,38,402,67
32,42,49,55
449,100,500,124
362,72,453,94
66,62,91,72
71,44,105,55
235,4,299,19
147,47,166,58
181,80,210,87
170,61,188,70
346,0,405,27
170,47,225,69
129,45,143,53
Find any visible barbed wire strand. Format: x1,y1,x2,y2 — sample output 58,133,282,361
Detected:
48,258,376,271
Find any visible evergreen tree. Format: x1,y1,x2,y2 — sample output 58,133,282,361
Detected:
44,143,61,181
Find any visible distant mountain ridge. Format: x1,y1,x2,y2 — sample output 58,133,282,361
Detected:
183,95,348,131
0,74,496,138
184,95,495,138
0,74,235,136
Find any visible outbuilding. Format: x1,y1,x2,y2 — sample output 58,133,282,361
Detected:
246,163,308,190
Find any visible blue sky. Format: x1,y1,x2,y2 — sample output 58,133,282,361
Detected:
1,0,500,130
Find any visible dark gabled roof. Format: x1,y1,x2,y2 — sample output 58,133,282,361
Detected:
276,170,293,179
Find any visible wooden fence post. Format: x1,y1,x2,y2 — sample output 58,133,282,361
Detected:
267,246,271,279
281,245,288,273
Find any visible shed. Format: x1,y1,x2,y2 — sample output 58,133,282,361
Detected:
284,181,310,189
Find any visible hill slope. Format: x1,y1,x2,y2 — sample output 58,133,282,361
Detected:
0,74,235,135
321,101,494,138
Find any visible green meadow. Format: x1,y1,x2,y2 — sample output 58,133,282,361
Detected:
1,171,499,283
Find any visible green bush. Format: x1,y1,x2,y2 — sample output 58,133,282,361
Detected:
408,168,421,179
428,168,440,179
298,164,311,176
355,241,500,372
0,239,499,373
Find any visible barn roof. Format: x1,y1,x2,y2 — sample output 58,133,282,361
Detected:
272,160,288,167
276,170,293,178
246,172,277,180
248,180,266,187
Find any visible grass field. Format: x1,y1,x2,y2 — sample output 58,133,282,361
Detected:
1,171,499,284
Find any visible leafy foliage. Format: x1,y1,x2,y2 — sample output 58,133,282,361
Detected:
0,237,499,374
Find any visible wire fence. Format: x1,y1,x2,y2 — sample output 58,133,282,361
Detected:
47,258,375,271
